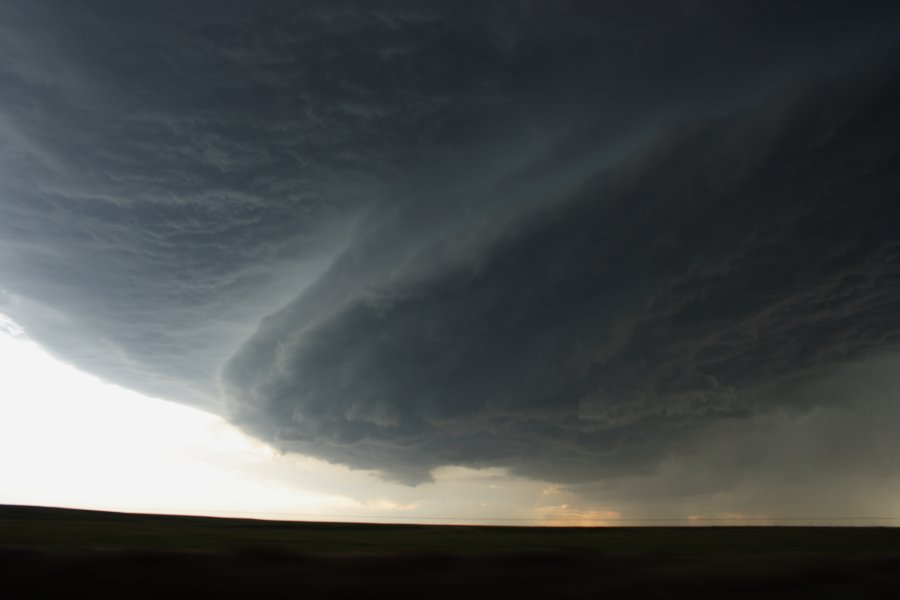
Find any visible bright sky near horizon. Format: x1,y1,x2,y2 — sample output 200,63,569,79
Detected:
4,316,897,527
0,313,601,525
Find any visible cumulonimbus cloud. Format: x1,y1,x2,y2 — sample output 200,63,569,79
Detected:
222,59,900,483
1,2,899,489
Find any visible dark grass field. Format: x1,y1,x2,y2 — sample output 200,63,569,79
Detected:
2,505,899,598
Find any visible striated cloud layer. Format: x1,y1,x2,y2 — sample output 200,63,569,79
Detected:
223,62,900,483
2,2,900,496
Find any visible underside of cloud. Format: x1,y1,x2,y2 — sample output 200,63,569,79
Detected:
223,61,900,484
1,2,899,493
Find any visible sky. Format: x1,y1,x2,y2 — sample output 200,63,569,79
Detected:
1,1,900,525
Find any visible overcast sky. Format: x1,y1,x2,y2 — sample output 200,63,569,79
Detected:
2,1,900,523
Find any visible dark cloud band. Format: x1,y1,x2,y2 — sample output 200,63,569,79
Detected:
223,60,900,483
1,2,898,488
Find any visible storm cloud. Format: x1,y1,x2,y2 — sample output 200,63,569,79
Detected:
2,1,900,495
223,62,900,483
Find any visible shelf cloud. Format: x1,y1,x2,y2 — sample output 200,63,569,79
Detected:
2,2,899,497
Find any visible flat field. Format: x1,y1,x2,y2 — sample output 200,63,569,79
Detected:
2,505,898,598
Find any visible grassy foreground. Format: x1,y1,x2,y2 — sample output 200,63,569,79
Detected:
2,504,899,598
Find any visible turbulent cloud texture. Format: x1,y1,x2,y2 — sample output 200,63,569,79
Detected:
224,64,900,483
2,2,900,495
